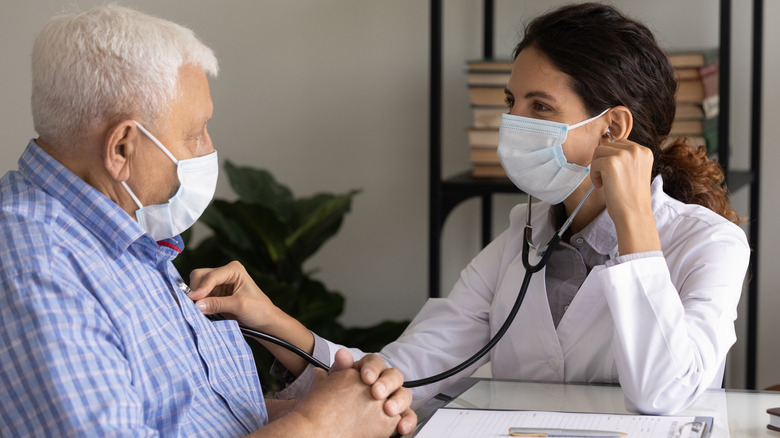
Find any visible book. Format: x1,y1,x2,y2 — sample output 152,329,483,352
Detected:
675,103,706,120
467,127,499,148
470,147,500,164
468,86,507,107
702,95,719,119
467,59,513,71
467,71,511,86
676,79,706,103
471,163,507,178
674,67,703,81
666,50,719,154
667,48,719,68
676,63,718,103
768,407,780,432
472,106,507,128
671,119,704,135
670,117,717,152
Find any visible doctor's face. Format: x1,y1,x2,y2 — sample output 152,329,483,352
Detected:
504,46,605,168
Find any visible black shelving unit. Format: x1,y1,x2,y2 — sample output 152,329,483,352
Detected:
428,0,762,388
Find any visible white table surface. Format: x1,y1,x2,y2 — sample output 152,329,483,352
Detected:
413,378,780,438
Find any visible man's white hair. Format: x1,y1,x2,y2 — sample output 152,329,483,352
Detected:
31,4,218,147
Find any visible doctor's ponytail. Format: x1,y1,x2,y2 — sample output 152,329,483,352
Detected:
514,2,742,224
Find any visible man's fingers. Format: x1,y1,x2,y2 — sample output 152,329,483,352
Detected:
373,367,404,400
355,354,390,386
331,349,355,374
397,408,418,436
383,384,412,416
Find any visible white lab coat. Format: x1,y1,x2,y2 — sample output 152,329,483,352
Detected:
316,177,749,414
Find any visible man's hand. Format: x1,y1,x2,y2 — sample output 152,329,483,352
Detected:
331,349,417,436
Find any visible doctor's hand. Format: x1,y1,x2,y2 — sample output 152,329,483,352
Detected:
187,261,315,375
331,349,417,436
589,138,661,256
187,260,280,332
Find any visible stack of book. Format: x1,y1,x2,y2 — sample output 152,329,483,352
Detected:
465,59,512,178
464,52,719,177
667,49,719,154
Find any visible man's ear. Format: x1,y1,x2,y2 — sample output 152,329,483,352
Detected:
605,106,633,141
103,120,139,182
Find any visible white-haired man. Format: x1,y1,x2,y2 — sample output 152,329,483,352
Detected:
0,5,415,437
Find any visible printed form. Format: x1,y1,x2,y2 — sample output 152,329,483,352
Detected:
414,408,708,437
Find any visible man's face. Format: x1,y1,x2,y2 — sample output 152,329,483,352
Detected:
131,64,214,205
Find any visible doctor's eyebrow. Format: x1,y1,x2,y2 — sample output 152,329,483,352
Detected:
524,90,558,102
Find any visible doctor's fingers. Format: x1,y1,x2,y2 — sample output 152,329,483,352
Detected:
188,260,256,300
590,141,653,186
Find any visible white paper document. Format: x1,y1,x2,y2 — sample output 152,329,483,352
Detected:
414,408,709,438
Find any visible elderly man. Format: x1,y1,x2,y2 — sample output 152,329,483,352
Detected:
0,5,415,437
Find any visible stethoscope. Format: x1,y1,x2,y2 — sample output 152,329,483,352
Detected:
204,186,595,388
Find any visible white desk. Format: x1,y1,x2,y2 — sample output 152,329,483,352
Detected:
413,379,780,437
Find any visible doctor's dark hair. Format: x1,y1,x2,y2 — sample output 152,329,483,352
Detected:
514,3,740,223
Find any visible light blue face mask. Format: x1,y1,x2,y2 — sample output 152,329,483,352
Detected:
497,109,609,204
121,121,218,241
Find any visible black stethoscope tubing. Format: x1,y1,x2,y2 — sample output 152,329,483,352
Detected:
234,187,594,389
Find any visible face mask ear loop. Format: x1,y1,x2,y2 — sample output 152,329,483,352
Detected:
133,121,179,164
121,181,144,210
568,108,610,130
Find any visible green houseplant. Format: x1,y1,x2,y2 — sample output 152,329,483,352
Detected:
174,161,409,391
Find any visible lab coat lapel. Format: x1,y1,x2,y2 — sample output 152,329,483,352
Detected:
554,265,619,382
555,265,609,348
491,243,564,381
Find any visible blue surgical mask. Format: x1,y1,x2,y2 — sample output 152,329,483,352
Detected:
497,109,608,204
121,121,218,241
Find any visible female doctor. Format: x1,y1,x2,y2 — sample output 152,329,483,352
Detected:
187,3,749,415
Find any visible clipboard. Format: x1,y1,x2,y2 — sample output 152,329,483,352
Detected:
410,408,714,438
681,417,714,438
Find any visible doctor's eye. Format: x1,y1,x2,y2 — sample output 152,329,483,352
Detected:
532,101,552,112
504,94,515,109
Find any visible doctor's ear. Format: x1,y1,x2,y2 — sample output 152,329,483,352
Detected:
603,106,632,141
103,120,141,181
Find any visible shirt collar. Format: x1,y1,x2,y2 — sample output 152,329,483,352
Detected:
17,139,172,257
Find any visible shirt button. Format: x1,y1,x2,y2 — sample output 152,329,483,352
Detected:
548,357,560,371
574,237,585,245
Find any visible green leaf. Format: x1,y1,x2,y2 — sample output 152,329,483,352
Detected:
286,190,361,264
199,202,253,251
224,161,295,222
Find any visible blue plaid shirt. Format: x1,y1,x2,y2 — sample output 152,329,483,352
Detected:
0,141,267,437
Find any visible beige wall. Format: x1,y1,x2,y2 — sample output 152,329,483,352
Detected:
1,0,775,389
